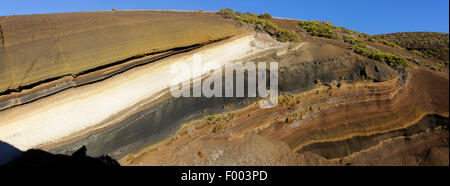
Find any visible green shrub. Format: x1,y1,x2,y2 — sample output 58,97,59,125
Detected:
381,40,406,50
277,29,301,42
298,20,338,39
377,32,449,63
350,44,408,67
296,19,411,68
410,49,427,58
206,116,215,124
360,33,370,39
258,13,273,19
350,44,371,54
368,37,407,50
217,8,300,42
217,8,235,19
344,34,362,45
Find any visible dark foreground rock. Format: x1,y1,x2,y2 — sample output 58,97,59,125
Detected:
1,143,119,167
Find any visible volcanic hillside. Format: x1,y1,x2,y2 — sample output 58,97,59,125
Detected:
0,9,448,166
378,32,449,64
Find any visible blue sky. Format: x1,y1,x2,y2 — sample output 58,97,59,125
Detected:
1,0,448,35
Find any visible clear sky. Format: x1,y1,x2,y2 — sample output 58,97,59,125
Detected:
1,0,448,35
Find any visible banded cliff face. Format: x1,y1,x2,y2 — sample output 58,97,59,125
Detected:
123,66,448,166
0,11,448,166
122,36,449,166
0,11,243,110
0,33,261,152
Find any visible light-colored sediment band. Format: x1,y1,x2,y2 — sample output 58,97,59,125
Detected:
0,32,286,151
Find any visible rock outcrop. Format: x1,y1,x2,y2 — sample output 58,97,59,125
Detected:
0,11,242,110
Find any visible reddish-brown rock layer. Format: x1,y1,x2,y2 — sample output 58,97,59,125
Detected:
123,66,448,166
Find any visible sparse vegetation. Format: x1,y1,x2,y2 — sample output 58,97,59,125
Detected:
366,37,407,51
218,8,300,42
217,8,235,19
297,20,366,41
205,112,236,133
298,20,338,39
198,151,205,158
307,106,316,111
381,40,405,50
225,113,235,122
258,13,273,19
295,20,430,68
344,34,362,45
212,121,227,133
378,32,449,64
276,29,300,42
350,44,409,67
285,117,292,123
224,103,235,109
283,111,305,124
206,116,216,124
278,92,302,106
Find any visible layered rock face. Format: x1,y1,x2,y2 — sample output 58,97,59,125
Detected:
0,11,242,110
0,33,258,152
121,35,449,166
0,11,448,166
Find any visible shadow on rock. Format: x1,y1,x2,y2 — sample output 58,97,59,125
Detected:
1,141,119,167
